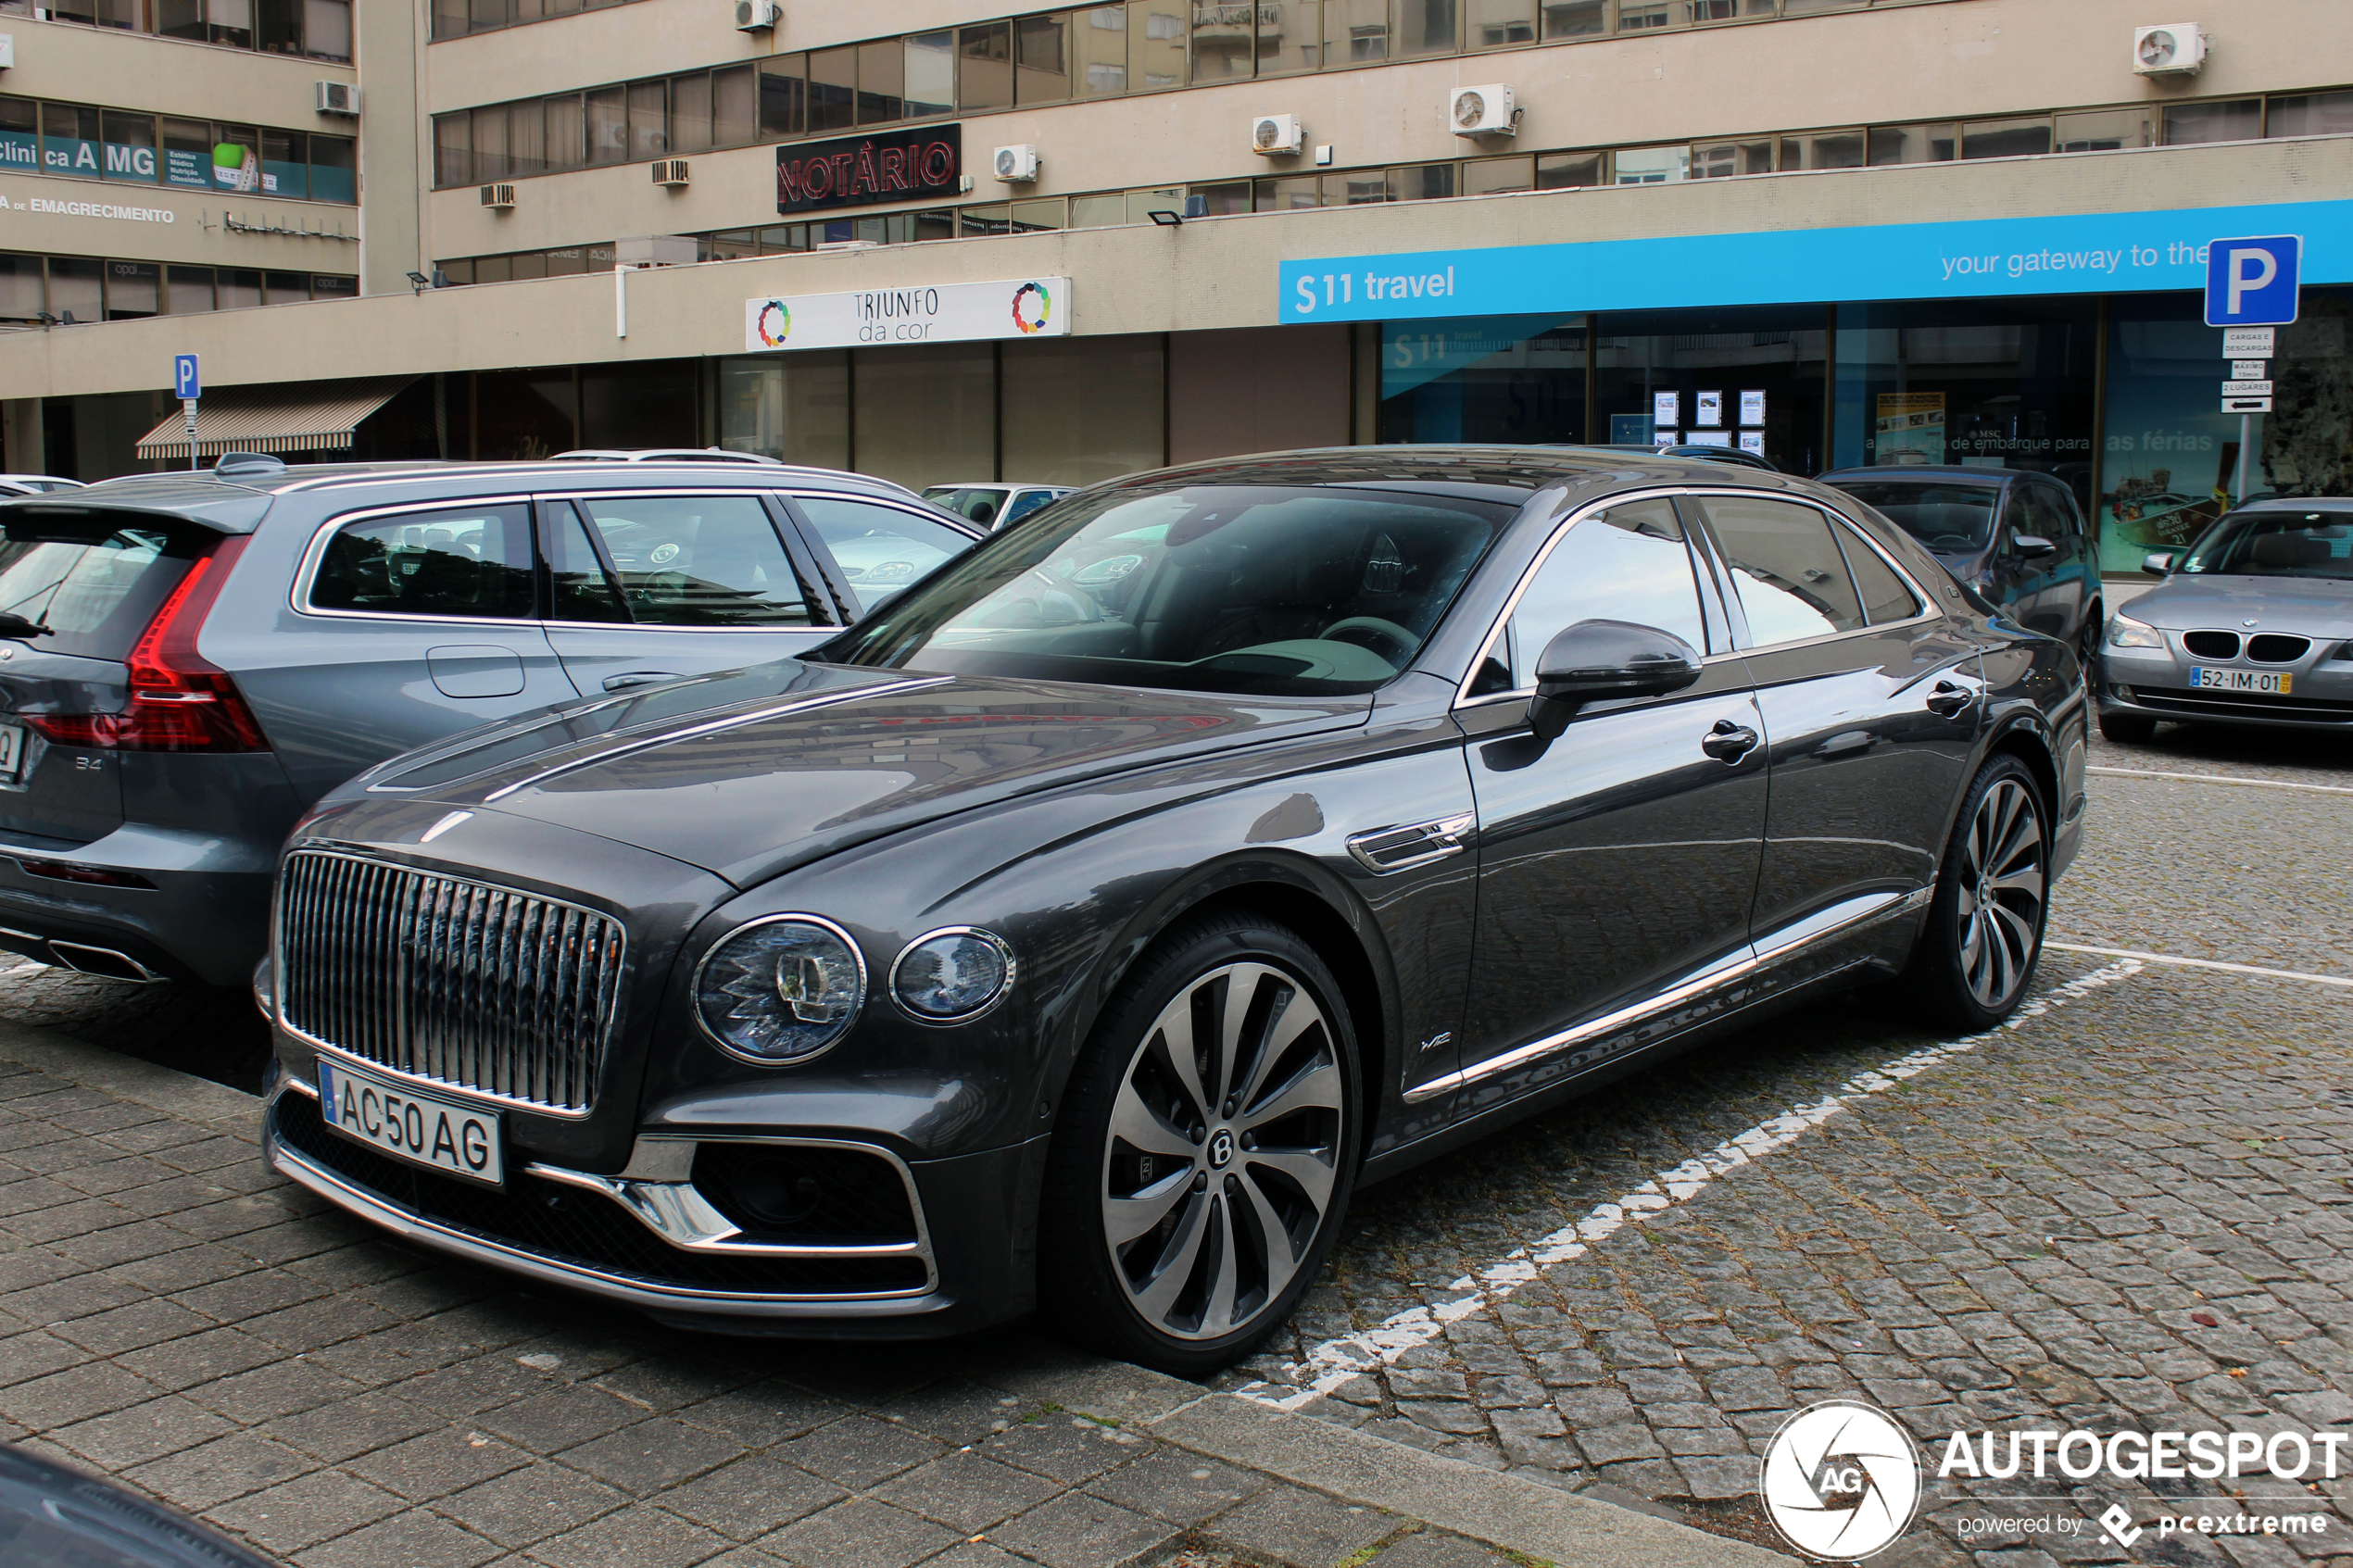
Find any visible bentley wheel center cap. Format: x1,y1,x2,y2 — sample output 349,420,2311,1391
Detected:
1207,1129,1236,1170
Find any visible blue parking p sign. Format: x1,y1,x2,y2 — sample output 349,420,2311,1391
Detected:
173,354,200,399
2205,235,2300,327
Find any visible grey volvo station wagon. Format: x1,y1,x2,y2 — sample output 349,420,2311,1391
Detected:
0,457,979,986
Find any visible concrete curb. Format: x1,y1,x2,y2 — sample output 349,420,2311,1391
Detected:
0,1021,258,1127
1148,1392,1794,1568
0,1032,1793,1566
973,1348,1793,1568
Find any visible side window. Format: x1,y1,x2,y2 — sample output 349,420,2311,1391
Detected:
796,497,976,610
2023,483,2070,545
1000,489,1058,526
540,503,628,624
1698,496,1866,646
308,504,534,620
1833,521,1923,625
1482,497,1707,693
573,495,817,626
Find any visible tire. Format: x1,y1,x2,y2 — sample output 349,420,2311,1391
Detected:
2077,604,2103,688
1900,754,2050,1034
1040,911,1362,1377
2097,711,2158,745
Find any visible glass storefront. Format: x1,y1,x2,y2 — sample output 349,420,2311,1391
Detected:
1830,296,2096,507
2099,286,2353,571
1364,288,2351,573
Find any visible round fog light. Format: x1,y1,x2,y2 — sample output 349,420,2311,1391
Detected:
891,927,1015,1022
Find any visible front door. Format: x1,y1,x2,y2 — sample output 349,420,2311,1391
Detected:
1453,495,1768,1113
1688,493,1982,987
539,493,837,696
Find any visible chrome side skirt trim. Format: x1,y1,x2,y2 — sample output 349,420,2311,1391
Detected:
1404,886,1931,1104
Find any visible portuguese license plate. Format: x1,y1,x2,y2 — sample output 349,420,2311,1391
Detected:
2189,667,2293,696
317,1058,504,1185
0,720,22,783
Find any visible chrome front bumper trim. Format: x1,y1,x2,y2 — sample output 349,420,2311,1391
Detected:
269,1080,937,1302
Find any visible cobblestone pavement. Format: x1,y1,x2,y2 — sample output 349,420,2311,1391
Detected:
1227,732,2353,1566
0,1051,1740,1568
2,718,2348,1568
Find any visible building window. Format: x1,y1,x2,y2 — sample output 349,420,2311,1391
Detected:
2163,99,2261,144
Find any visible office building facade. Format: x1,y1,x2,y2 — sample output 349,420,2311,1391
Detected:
0,0,2346,570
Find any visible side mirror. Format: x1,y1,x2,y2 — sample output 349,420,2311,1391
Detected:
2010,533,2057,559
2142,550,2174,576
1529,620,1703,741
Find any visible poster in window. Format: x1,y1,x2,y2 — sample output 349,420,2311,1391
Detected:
1739,431,1766,456
1693,390,1722,427
1652,391,1680,430
1874,391,1945,464
1739,389,1766,426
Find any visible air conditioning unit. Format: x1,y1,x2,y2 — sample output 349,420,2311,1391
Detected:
734,0,778,31
314,80,359,116
2133,23,2206,75
1251,114,1303,157
651,158,689,187
1450,83,1516,137
479,182,516,209
993,144,1039,182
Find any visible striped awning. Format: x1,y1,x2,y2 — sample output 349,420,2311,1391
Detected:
134,377,415,461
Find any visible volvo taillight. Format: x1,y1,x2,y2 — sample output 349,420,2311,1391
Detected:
21,537,270,753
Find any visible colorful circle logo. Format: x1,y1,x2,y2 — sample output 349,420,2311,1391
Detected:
755,299,791,347
1010,282,1051,334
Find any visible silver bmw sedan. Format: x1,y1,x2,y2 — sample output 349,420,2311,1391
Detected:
2097,498,2353,741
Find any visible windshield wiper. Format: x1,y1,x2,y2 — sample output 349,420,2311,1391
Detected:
0,613,52,639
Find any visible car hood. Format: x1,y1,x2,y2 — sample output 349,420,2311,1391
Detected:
2127,574,2353,639
346,659,1368,888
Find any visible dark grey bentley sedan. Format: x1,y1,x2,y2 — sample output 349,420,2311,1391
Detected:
259,447,2088,1374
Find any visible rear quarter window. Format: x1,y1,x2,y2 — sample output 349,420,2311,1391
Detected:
0,522,201,661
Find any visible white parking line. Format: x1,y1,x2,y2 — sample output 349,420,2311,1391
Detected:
1232,958,2145,1412
2089,765,2353,797
2045,941,2353,988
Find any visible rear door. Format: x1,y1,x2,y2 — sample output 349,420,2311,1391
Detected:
2023,479,2090,641
1692,493,1982,982
539,491,837,696
239,497,575,801
786,494,982,618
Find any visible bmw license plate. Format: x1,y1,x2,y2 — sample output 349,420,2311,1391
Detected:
0,720,21,783
317,1058,504,1185
2189,667,2293,696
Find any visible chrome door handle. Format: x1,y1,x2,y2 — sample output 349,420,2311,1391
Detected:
1924,680,1974,717
603,671,684,692
1701,720,1758,763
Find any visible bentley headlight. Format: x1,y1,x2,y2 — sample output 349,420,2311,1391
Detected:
694,915,866,1063
891,927,1015,1022
2108,614,2163,649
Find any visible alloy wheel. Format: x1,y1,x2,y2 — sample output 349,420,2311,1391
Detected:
1955,777,2045,1010
1100,960,1346,1342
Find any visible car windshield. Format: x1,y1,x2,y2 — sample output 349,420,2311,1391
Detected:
2178,508,2353,580
1824,481,1998,553
925,486,1012,527
824,484,1515,696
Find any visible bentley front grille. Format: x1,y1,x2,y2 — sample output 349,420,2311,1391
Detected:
278,849,625,1113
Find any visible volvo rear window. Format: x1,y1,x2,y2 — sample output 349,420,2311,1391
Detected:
0,522,199,662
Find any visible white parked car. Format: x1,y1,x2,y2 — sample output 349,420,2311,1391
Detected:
923,482,1076,531
0,475,85,496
